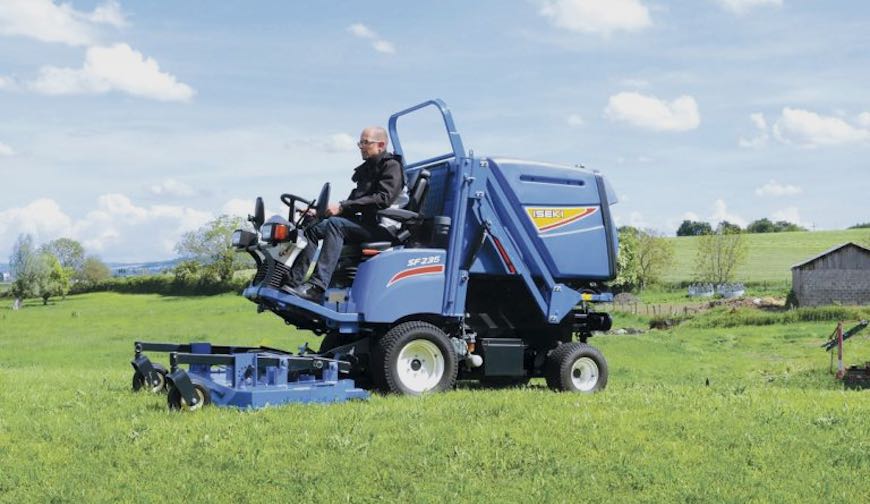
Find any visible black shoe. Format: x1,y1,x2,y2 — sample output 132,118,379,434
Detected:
289,283,325,302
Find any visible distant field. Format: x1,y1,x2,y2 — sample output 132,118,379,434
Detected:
1,293,869,501
664,229,870,283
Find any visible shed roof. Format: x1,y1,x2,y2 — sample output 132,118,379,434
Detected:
791,242,870,269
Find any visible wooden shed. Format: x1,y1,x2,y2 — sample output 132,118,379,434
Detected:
791,242,870,307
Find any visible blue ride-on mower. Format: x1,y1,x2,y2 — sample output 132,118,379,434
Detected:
130,99,618,411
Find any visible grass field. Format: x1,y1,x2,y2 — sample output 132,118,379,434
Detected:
1,293,869,502
663,229,870,283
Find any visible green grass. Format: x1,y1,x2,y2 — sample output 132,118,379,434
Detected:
2,293,870,502
664,229,870,283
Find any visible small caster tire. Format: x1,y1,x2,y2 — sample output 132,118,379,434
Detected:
132,363,168,393
167,383,211,411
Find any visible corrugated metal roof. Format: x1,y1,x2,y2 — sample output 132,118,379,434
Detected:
791,242,870,269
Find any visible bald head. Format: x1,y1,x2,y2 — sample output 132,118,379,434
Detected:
358,126,389,160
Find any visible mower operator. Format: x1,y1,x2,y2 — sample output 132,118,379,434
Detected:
288,126,407,301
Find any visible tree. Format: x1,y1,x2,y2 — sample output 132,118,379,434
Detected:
693,224,748,284
676,220,713,236
40,238,85,273
38,253,69,305
175,215,251,282
717,220,742,234
612,227,640,290
635,230,675,290
9,234,47,306
746,218,775,233
772,220,807,232
79,255,111,286
849,222,870,229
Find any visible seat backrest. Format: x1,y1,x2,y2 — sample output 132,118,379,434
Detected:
405,169,431,213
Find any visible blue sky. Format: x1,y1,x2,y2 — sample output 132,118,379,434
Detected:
1,0,868,262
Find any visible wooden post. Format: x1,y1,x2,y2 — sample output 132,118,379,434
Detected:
836,321,845,379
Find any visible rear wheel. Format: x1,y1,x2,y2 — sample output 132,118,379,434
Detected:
545,342,608,393
376,321,458,395
167,383,211,411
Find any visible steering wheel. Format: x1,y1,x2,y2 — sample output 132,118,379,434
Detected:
280,182,331,227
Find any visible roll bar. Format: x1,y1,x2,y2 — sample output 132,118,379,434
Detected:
388,99,466,169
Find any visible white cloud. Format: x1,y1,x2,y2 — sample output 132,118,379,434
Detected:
371,40,396,54
716,0,783,15
0,0,124,46
605,92,700,132
857,112,870,128
222,199,255,219
289,133,357,153
150,178,195,198
30,43,195,102
739,112,769,148
772,107,870,147
567,114,585,126
538,0,652,36
0,198,73,245
87,1,127,28
0,142,13,156
771,206,801,224
0,76,12,90
755,179,802,197
710,199,746,227
628,211,649,229
347,23,396,54
0,195,213,262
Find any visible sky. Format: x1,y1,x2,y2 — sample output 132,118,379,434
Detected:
1,0,868,262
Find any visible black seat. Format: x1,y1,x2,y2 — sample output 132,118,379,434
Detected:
341,169,431,258
372,168,431,244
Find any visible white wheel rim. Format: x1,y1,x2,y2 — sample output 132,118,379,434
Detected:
180,388,205,411
149,373,164,393
570,357,599,391
396,339,444,393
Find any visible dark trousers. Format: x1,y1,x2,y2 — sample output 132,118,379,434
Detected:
289,216,389,290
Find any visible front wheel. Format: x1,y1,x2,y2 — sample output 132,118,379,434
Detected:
376,321,458,395
545,342,608,393
167,383,211,411
132,363,168,393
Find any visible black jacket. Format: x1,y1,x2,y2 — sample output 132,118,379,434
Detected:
339,152,405,223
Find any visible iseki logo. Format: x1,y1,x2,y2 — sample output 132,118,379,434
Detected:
534,209,564,219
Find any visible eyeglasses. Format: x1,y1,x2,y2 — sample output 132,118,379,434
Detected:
357,139,381,148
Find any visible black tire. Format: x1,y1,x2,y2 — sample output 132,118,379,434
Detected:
545,342,608,393
167,383,211,411
375,321,458,395
132,363,168,393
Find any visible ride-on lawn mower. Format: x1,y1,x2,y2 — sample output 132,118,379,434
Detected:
131,99,618,410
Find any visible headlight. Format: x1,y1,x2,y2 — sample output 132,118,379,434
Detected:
260,223,293,243
232,229,257,248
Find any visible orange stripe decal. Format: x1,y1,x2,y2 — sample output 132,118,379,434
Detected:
387,264,445,287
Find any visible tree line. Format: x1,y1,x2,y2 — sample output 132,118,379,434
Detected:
614,223,748,292
6,215,253,307
676,218,807,236
7,236,110,307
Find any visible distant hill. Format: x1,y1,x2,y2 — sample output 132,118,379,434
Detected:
664,229,870,283
107,259,180,277
0,260,179,278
